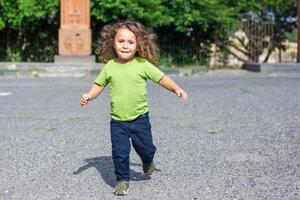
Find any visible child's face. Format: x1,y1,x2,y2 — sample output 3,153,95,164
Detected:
114,28,137,64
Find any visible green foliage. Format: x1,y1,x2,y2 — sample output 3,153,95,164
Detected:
0,0,297,65
287,30,297,42
91,0,172,26
0,0,59,29
163,0,239,32
0,0,59,61
91,0,240,32
90,0,243,66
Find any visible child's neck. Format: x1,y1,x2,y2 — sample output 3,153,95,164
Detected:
116,57,135,64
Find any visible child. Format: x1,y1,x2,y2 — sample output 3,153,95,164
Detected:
80,19,188,196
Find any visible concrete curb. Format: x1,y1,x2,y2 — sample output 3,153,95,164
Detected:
3,61,299,78
242,63,300,73
0,62,208,78
0,62,102,78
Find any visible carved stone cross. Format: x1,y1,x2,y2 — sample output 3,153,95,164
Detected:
58,0,91,56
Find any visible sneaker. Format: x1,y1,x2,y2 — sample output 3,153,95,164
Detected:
143,161,155,176
113,181,129,196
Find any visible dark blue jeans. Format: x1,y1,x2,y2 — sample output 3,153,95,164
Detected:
110,112,156,182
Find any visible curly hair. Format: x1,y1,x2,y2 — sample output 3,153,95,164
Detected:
96,20,159,65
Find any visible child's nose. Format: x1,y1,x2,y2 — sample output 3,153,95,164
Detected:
122,42,129,48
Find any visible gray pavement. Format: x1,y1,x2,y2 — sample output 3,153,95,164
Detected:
0,70,299,200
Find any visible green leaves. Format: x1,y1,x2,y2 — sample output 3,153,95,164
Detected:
91,0,172,26
0,0,59,29
0,0,59,61
1,0,296,32
90,0,243,33
0,0,296,63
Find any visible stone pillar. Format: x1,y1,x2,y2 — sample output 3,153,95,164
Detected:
56,0,94,63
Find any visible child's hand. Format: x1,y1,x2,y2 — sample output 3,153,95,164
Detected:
80,93,92,106
175,88,188,101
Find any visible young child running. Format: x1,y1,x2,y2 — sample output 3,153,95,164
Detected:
80,19,188,196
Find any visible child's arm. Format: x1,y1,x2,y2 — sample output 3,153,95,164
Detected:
80,83,105,106
158,75,188,101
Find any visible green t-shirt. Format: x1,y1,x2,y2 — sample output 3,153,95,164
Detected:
95,57,164,121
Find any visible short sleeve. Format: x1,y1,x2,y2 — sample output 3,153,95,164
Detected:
144,61,164,83
95,64,109,86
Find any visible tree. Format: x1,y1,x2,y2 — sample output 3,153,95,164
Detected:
0,0,296,64
91,0,172,27
157,0,241,65
0,0,59,61
90,0,243,65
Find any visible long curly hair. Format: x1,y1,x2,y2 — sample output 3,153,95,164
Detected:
96,20,159,65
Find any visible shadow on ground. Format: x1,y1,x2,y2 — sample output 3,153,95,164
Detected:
73,156,152,187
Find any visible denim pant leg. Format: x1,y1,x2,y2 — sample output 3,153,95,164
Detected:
130,113,156,164
110,120,131,182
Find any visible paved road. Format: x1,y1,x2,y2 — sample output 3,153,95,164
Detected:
0,70,299,200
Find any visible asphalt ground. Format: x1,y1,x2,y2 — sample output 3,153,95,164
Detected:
0,70,299,200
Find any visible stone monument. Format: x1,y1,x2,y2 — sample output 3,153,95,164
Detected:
55,0,94,63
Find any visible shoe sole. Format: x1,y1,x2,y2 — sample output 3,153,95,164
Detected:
144,168,154,176
113,188,129,196
143,162,155,176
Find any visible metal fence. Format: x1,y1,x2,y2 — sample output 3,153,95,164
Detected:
0,24,58,62
209,20,297,68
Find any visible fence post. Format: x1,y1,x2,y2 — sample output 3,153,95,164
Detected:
297,0,300,62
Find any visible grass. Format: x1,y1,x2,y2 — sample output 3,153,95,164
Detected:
0,68,41,77
36,127,57,132
208,129,220,135
240,88,251,93
0,67,41,72
5,115,58,121
188,123,201,131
